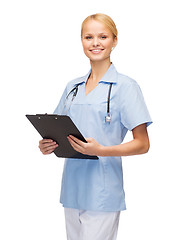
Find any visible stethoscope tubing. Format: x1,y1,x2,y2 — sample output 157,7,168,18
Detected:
62,83,113,122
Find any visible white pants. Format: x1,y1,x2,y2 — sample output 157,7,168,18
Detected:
64,208,120,240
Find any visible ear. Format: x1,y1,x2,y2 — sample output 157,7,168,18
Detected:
112,36,118,48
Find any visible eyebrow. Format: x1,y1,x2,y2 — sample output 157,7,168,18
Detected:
83,32,109,36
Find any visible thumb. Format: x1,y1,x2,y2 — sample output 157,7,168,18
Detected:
85,137,93,143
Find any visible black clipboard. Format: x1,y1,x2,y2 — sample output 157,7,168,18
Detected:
26,114,99,160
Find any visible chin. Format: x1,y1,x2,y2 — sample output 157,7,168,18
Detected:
89,56,110,63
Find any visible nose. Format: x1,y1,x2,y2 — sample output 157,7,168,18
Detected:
92,37,100,47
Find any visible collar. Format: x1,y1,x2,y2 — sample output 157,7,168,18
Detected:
73,63,118,87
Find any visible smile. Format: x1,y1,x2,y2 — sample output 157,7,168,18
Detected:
90,49,104,54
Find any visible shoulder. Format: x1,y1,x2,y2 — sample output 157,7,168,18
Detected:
116,72,139,88
110,64,139,88
113,68,143,101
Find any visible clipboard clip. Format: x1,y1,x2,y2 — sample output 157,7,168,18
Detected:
36,113,58,120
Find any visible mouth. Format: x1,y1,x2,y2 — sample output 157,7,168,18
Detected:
89,48,104,54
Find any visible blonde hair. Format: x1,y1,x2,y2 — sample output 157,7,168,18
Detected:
81,13,118,39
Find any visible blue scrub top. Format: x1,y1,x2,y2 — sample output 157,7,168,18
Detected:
54,63,152,212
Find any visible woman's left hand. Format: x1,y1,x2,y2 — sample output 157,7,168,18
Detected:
67,135,103,156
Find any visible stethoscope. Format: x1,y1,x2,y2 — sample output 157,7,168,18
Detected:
62,82,113,123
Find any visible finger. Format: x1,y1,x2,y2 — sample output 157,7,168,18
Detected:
39,142,57,151
84,137,93,143
43,148,55,155
70,142,84,153
42,141,57,148
47,143,58,150
39,139,56,146
45,143,58,150
68,135,85,146
39,139,53,148
39,139,53,144
42,144,58,154
67,137,85,153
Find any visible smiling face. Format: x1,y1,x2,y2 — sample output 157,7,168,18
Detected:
81,20,117,63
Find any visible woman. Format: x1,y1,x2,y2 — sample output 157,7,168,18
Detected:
39,13,152,240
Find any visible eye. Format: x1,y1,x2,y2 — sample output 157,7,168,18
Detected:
100,35,107,39
85,36,93,40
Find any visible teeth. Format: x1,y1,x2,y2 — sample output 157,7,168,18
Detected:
91,49,102,52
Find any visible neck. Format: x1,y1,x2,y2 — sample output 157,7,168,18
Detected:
89,58,111,83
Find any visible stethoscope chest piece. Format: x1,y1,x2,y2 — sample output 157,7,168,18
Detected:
105,113,111,123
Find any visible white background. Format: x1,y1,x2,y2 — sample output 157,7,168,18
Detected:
0,0,179,239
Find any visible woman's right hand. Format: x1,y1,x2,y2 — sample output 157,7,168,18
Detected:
38,139,58,155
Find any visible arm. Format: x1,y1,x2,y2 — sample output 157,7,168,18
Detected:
100,123,150,156
67,123,150,157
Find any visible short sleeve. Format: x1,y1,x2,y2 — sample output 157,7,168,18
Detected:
120,81,152,131
53,86,68,115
